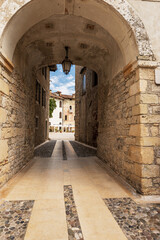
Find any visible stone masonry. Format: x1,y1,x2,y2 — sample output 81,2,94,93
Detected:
0,59,35,187
76,62,160,195
75,66,98,147
0,54,49,188
0,0,160,194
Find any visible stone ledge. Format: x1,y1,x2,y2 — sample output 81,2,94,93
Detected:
0,52,14,73
123,59,159,78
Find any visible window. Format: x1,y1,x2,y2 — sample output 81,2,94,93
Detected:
80,67,86,95
42,67,47,79
92,71,98,87
59,101,62,107
82,74,86,94
59,112,62,118
36,80,41,104
45,120,48,139
69,106,72,110
42,88,46,107
65,115,67,120
35,116,39,129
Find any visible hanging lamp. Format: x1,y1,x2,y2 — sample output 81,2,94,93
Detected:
62,46,72,75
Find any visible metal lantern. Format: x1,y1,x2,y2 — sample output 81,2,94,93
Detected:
62,47,72,75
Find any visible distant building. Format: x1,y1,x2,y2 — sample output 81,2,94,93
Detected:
49,91,75,132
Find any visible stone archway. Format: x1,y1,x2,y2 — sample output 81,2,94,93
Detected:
0,0,159,195
0,0,153,60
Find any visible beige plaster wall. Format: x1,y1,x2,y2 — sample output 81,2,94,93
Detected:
63,98,75,129
128,0,160,61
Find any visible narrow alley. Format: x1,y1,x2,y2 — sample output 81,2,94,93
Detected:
0,140,159,240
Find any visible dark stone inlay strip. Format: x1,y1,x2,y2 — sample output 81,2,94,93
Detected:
104,198,160,240
0,200,34,240
64,185,84,240
69,141,96,157
34,140,56,158
62,141,67,160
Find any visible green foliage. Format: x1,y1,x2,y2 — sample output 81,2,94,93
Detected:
49,98,57,118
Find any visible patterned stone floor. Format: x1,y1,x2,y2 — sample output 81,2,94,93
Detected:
104,198,160,240
64,185,84,240
69,141,96,157
0,200,34,240
34,140,56,158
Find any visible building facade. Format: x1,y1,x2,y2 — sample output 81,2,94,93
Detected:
49,91,75,132
35,67,49,146
75,67,98,147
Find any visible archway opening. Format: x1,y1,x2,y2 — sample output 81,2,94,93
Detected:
0,0,152,193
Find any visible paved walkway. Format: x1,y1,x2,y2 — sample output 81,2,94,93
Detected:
49,132,75,140
0,141,159,240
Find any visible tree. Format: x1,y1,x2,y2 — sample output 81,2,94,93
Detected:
49,98,57,118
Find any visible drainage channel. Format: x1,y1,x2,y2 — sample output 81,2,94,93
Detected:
62,141,67,160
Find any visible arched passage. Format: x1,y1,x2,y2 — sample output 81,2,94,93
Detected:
0,0,159,195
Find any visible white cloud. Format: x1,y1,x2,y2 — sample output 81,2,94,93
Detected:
50,68,75,95
66,74,74,80
65,80,75,87
50,84,75,95
50,79,75,95
50,76,60,84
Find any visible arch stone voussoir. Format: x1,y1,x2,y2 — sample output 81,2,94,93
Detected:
0,0,154,60
104,0,153,57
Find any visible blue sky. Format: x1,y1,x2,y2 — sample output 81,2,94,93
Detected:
50,64,75,95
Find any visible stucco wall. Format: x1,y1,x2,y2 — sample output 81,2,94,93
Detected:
63,98,75,129
49,98,62,127
128,0,160,61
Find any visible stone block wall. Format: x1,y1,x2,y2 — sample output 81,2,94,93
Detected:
76,63,160,195
129,67,160,194
97,69,140,191
0,63,35,187
98,66,160,195
0,57,49,188
75,66,98,147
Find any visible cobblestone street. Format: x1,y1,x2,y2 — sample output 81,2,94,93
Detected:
0,140,159,240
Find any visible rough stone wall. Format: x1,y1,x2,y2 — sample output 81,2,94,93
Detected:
75,66,81,141
0,63,35,187
76,64,160,195
97,69,140,192
129,67,160,194
97,66,160,195
0,59,49,187
75,66,98,147
35,68,49,146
